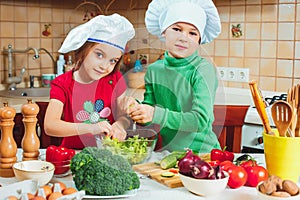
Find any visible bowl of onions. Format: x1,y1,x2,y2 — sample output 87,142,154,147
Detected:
178,149,229,196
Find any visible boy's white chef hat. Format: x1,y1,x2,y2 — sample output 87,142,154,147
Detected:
58,13,135,53
145,0,221,44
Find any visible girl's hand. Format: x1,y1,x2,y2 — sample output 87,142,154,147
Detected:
129,104,154,124
108,121,127,141
92,121,112,135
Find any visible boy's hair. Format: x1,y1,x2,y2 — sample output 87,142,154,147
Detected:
73,41,123,71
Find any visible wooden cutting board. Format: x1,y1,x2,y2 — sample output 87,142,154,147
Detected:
132,162,183,188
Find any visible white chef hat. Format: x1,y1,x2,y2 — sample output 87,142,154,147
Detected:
58,13,135,53
145,0,221,44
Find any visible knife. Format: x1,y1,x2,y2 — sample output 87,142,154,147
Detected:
249,80,274,135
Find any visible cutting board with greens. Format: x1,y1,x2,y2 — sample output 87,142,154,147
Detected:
133,162,183,188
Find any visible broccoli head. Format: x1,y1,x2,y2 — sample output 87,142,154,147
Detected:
70,147,140,196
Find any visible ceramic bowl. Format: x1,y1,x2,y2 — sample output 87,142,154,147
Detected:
179,172,229,197
256,182,300,200
96,129,157,165
13,160,54,186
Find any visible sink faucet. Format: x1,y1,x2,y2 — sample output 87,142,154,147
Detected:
6,67,26,90
3,44,40,90
37,47,55,67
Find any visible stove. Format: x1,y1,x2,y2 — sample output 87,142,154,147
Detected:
241,93,287,153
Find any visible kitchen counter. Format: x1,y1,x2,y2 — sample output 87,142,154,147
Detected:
0,86,283,113
0,96,49,113
2,149,298,200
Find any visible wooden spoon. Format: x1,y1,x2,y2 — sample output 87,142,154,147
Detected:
271,100,293,137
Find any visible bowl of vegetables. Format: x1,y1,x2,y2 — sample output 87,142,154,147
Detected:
178,149,229,196
40,145,76,178
96,128,157,165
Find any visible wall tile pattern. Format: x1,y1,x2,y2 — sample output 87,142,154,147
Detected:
214,0,299,92
0,0,299,92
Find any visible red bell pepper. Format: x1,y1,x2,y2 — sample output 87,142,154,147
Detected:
210,147,234,162
46,145,75,175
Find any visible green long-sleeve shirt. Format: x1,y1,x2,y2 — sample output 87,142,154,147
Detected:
143,51,221,153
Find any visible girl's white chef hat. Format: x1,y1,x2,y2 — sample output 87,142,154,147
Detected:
58,13,135,53
145,0,221,44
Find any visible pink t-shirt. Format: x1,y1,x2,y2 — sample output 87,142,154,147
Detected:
50,70,126,149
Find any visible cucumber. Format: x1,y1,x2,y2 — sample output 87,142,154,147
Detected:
154,161,161,165
160,154,177,169
159,151,186,170
170,151,186,160
161,171,175,178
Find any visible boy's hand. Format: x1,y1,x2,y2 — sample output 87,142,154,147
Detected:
129,104,154,124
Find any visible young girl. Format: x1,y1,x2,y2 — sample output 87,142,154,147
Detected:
44,14,135,149
124,0,221,153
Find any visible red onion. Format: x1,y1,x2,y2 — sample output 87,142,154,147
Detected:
208,165,225,179
191,160,212,179
178,149,201,176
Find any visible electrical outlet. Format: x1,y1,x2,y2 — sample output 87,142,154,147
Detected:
227,68,237,81
236,68,249,82
216,67,227,80
216,67,249,82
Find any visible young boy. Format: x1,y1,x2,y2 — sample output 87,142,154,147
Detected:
125,0,221,153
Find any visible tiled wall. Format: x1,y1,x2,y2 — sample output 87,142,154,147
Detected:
213,0,300,92
0,0,299,92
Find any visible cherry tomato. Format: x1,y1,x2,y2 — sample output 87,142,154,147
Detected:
244,166,268,187
227,165,248,189
220,160,235,171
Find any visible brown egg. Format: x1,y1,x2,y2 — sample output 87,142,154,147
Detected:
52,182,66,192
5,196,18,200
48,192,63,200
62,187,77,195
27,193,35,199
30,196,46,200
41,185,52,198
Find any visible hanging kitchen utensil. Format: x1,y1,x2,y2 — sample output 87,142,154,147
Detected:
271,100,293,137
294,84,300,137
249,80,274,135
287,84,300,137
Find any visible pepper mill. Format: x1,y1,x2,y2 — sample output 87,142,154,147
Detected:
21,99,40,161
0,102,17,177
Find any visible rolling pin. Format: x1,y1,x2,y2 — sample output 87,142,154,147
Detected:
249,80,274,134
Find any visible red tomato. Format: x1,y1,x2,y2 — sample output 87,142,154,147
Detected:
220,160,235,171
239,159,257,168
227,165,248,189
244,166,268,187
